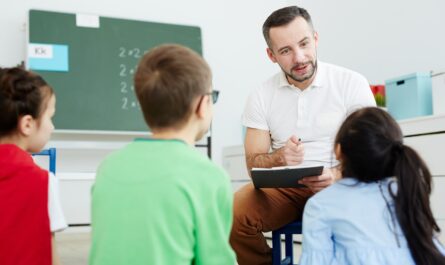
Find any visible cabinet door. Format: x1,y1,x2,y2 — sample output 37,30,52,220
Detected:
437,219,445,245
404,134,445,176
404,133,445,240
59,174,95,225
223,155,250,181
431,176,445,220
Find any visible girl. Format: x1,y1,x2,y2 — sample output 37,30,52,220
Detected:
299,107,445,265
0,67,66,265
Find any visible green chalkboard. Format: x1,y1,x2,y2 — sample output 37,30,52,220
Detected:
28,10,202,132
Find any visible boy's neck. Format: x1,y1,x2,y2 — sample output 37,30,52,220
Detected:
151,126,198,146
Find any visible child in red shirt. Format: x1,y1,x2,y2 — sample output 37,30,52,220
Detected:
0,67,66,265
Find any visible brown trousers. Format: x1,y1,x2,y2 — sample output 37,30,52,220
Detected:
229,183,314,265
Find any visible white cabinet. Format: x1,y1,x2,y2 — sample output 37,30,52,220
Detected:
58,174,94,224
222,145,249,180
222,145,251,192
403,135,445,221
399,114,445,243
403,134,445,176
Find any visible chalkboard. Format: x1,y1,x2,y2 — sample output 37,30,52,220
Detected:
28,10,202,132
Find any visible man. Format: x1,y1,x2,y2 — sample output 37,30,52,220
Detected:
230,6,376,265
89,44,235,265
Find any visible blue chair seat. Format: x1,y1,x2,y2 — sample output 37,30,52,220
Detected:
272,221,302,265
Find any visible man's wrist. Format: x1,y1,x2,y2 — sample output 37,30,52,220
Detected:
271,147,286,167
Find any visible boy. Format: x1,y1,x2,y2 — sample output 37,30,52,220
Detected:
89,44,235,265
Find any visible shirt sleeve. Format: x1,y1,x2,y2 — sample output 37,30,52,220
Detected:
299,196,335,265
48,172,68,232
242,88,269,130
434,237,445,256
194,170,236,265
344,73,377,115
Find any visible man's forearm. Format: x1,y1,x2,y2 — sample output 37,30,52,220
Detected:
246,149,285,173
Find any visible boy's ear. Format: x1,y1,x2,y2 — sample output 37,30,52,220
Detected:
195,95,208,119
17,115,35,137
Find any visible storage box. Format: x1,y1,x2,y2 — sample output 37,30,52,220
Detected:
385,72,432,120
432,72,445,115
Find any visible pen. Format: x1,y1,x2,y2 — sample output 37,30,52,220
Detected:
300,139,318,144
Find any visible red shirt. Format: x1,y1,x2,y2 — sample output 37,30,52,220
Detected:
0,144,51,265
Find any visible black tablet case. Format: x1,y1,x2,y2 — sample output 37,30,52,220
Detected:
251,166,324,188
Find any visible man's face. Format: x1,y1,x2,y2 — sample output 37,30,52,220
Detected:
267,17,319,86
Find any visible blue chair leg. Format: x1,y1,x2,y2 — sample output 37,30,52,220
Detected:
285,233,293,265
272,230,282,265
271,221,302,265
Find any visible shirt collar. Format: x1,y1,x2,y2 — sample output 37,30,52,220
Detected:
134,137,186,144
337,176,397,186
278,60,325,90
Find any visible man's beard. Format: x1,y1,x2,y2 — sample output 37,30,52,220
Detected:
283,59,318,83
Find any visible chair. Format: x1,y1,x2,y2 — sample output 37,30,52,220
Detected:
32,148,56,175
272,221,302,265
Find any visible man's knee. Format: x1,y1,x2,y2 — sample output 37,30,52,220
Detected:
232,183,269,231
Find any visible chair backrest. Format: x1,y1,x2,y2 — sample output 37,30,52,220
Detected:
32,148,56,175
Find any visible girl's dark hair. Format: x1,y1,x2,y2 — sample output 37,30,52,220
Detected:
335,107,445,265
0,67,53,136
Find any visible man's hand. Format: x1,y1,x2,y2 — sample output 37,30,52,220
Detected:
244,129,305,173
298,167,339,193
276,135,304,166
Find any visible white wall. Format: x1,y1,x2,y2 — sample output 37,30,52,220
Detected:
0,0,289,166
295,0,445,83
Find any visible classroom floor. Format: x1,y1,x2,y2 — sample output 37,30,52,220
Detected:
57,228,90,265
56,228,302,265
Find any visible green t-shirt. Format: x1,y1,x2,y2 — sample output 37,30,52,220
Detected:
89,139,235,265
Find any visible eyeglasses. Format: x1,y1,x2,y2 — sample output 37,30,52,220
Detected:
204,90,220,104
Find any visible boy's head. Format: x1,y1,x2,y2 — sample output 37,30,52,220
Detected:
134,44,214,140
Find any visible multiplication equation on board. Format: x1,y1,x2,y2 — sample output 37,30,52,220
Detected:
118,47,147,110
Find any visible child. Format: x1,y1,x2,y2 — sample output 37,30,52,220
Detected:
299,107,445,265
89,44,235,265
0,67,67,265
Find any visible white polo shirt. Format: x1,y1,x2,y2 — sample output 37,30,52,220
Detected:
242,61,376,168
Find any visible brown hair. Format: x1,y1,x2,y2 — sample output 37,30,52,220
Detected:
0,67,54,136
263,6,314,48
134,44,211,130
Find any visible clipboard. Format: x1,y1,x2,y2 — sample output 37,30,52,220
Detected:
251,166,324,189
